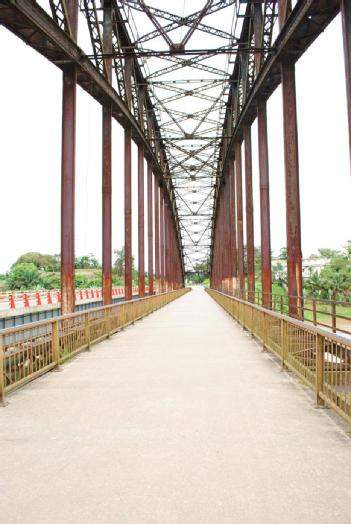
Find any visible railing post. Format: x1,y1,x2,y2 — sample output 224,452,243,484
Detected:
52,320,61,371
0,334,7,406
332,301,337,333
262,312,267,351
280,319,288,370
105,308,111,338
312,299,317,326
315,334,325,407
84,312,91,349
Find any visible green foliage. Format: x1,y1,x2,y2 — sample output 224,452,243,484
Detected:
317,248,340,259
41,273,61,290
305,242,351,299
6,263,41,290
74,253,100,269
187,259,209,284
14,252,60,271
113,246,137,281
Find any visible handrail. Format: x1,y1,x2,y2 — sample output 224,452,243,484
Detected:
0,288,191,405
218,287,351,335
207,288,351,425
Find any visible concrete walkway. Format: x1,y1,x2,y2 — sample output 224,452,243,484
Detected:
1,288,351,524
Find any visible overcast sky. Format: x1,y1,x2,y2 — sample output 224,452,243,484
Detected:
0,10,350,273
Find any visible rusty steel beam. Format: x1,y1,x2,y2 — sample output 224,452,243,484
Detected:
281,61,303,317
154,181,160,293
244,125,255,302
102,0,112,306
235,142,245,296
341,0,351,169
229,159,237,292
124,127,132,301
257,99,272,308
160,191,165,292
138,146,145,298
147,162,154,295
60,0,78,315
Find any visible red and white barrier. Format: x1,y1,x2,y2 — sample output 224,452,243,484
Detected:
0,285,149,312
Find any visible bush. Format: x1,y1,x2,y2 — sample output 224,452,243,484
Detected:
6,263,41,290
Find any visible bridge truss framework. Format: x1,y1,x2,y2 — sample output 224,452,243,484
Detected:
0,0,350,316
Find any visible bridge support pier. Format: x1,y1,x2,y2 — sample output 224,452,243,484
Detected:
138,146,145,298
235,143,245,298
244,125,255,303
102,1,113,306
257,99,272,309
160,191,165,292
61,0,78,315
124,128,132,301
281,60,303,318
154,181,160,293
147,163,154,295
229,159,237,294
341,0,351,168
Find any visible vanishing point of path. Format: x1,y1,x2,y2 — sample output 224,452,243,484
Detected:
1,288,351,523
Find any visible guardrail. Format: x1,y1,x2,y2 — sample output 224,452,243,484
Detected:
206,288,351,424
0,288,190,405
218,288,351,335
0,286,147,311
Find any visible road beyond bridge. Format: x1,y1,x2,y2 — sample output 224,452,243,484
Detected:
1,288,351,524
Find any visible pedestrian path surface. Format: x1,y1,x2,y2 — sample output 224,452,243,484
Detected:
1,287,351,524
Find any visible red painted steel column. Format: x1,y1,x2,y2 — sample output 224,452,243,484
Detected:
124,127,132,301
244,125,255,302
281,61,303,317
147,162,154,295
102,1,112,305
235,143,245,297
229,159,237,293
341,0,351,169
160,191,165,292
154,180,160,293
257,99,272,308
138,146,145,298
164,206,169,292
61,0,78,315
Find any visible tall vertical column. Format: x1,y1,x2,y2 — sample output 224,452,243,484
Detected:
229,159,237,293
341,0,351,169
154,180,160,293
138,146,145,298
102,0,112,305
257,99,272,308
61,0,78,315
160,191,165,292
235,142,245,296
281,61,303,317
147,162,154,295
244,125,255,302
124,127,132,301
164,205,169,292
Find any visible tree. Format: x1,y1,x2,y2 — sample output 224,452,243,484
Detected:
318,248,340,259
14,252,59,271
278,247,287,260
74,253,100,269
113,247,136,279
6,263,41,290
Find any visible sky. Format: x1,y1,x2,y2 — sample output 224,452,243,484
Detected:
0,7,350,273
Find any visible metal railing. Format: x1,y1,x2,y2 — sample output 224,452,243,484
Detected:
207,288,351,424
218,287,351,335
0,288,190,405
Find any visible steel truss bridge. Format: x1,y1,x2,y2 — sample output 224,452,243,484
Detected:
0,0,349,317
